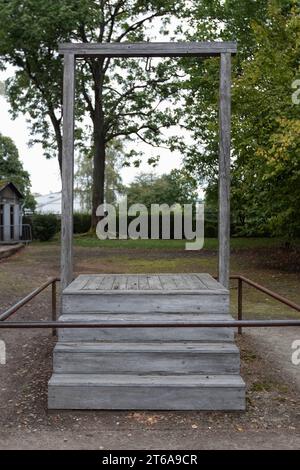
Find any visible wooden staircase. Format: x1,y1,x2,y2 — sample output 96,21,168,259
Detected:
48,273,245,410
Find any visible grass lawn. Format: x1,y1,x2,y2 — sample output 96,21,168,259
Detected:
2,236,299,321
70,235,293,250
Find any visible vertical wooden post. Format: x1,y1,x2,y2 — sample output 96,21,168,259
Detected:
61,53,75,291
218,52,231,289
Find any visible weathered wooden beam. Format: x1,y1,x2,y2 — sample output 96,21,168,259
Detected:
61,53,75,290
59,42,237,58
218,53,231,289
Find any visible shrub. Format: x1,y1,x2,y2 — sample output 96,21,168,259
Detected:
73,213,91,234
31,213,60,241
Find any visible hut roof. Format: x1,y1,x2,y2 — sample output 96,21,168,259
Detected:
0,180,24,199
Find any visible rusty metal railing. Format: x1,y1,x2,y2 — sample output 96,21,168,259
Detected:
0,275,299,333
0,276,59,336
230,275,300,334
1,320,300,330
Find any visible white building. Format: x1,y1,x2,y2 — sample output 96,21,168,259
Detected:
35,191,85,215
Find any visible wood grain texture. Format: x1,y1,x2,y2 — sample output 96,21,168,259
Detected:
61,53,75,290
218,53,231,289
53,341,240,375
62,293,229,314
48,374,245,410
58,313,235,342
63,273,228,293
59,41,237,58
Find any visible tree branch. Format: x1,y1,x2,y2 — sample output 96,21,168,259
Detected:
106,123,162,143
115,11,166,42
98,0,106,42
104,0,125,43
136,131,169,150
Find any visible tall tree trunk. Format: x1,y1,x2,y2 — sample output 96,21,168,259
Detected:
49,108,63,175
91,61,106,230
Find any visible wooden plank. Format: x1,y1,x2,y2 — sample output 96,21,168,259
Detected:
196,273,226,290
62,293,230,314
180,274,199,289
63,274,229,293
218,53,231,289
147,275,163,290
61,53,75,291
172,274,188,289
190,274,207,289
100,275,115,290
65,276,89,291
83,276,105,290
58,313,235,343
138,276,150,290
59,41,237,58
112,275,128,290
53,342,240,375
159,275,178,290
126,275,139,290
48,374,245,410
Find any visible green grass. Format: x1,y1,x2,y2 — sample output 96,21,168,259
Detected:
69,235,288,250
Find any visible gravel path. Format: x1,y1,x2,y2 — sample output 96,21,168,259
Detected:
0,244,300,449
247,327,300,390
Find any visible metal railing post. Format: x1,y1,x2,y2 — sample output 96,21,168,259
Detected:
51,280,57,337
238,277,243,334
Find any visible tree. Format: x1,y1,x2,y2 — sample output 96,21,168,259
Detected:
125,170,198,209
75,140,125,211
0,0,186,230
67,0,185,228
0,133,35,210
0,1,78,171
229,1,300,238
180,0,300,239
179,0,270,182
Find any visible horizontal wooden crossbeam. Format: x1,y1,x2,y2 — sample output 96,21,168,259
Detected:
58,41,237,58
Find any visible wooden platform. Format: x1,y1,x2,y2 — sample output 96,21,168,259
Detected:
64,273,228,293
62,273,229,314
48,273,245,410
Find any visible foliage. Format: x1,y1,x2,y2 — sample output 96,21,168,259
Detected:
0,0,76,169
230,2,300,238
0,0,186,229
75,140,125,211
0,133,35,210
125,170,198,209
180,0,300,239
30,213,59,241
73,213,91,234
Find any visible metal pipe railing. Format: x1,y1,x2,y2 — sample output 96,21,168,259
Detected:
229,274,300,334
0,276,59,335
1,319,300,329
0,275,299,333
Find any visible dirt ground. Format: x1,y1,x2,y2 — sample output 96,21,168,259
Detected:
0,242,300,449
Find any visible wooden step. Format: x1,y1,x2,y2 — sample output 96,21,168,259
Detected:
48,274,245,411
48,374,246,410
62,274,229,314
53,341,240,375
58,313,235,342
